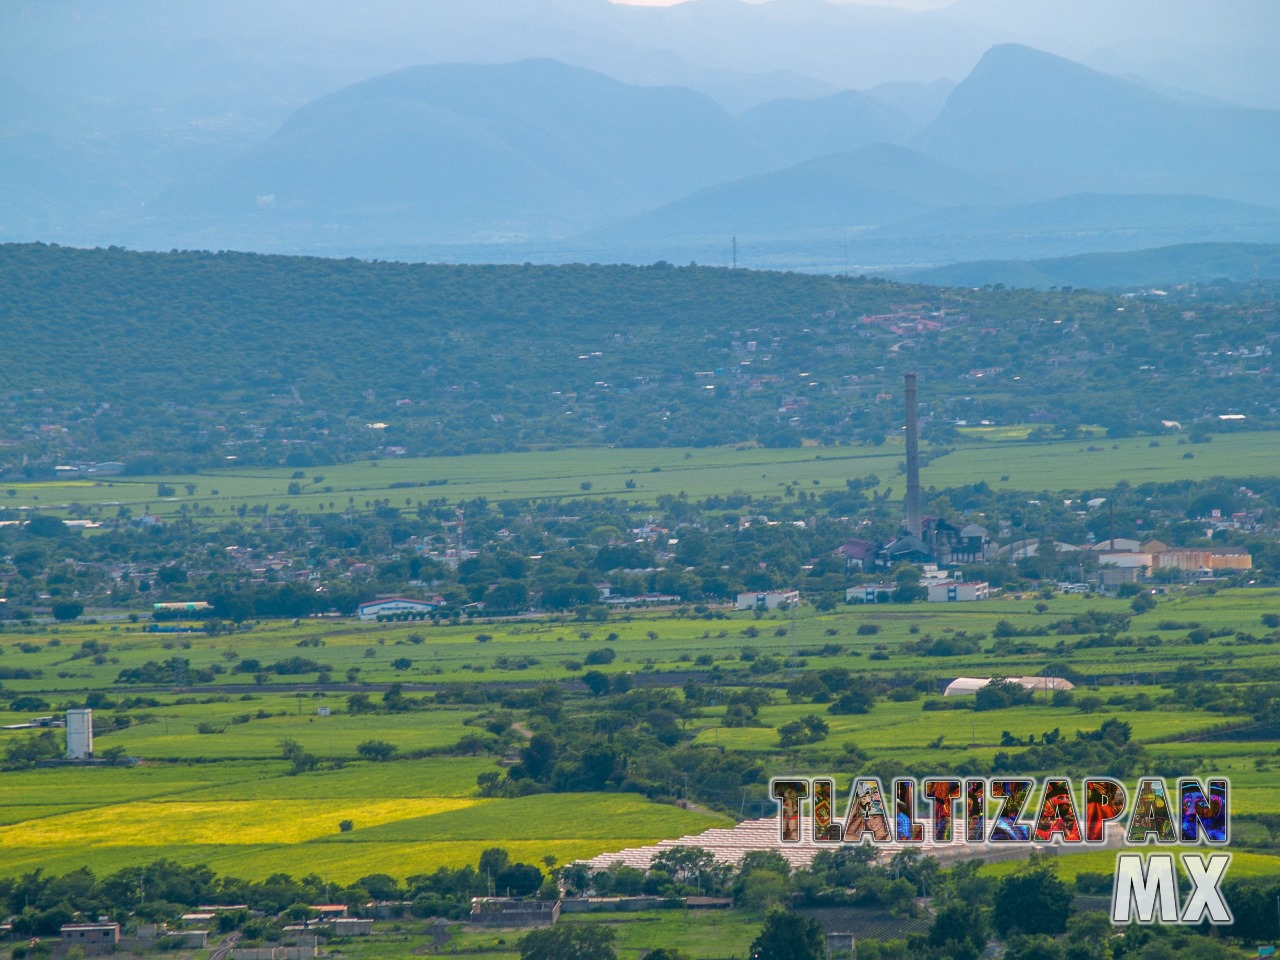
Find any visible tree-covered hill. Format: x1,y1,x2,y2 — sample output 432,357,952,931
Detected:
0,243,1277,475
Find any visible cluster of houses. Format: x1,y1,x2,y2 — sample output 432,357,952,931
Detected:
53,903,408,956
1001,537,1252,587
834,514,1252,596
835,518,997,572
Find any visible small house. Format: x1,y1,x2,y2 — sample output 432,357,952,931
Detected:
469,898,560,928
61,923,120,956
332,918,373,936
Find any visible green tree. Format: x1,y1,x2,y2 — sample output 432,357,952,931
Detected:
278,738,317,774
651,846,717,886
479,847,511,878
25,515,68,538
927,899,989,960
581,670,611,696
51,600,84,622
283,903,318,925
356,739,397,761
99,745,128,765
777,714,828,747
1076,695,1105,714
1063,911,1114,960
735,869,789,911
993,860,1072,938
1003,935,1065,960
520,921,616,960
748,911,824,960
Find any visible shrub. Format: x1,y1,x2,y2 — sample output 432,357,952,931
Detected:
356,739,398,761
777,714,829,747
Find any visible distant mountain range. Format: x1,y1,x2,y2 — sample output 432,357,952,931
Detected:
145,59,918,247
889,242,1280,290
919,43,1280,206
3,29,1280,280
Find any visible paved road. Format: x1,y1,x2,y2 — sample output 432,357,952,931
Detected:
210,932,239,960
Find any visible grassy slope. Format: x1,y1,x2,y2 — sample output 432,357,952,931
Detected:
7,430,1280,520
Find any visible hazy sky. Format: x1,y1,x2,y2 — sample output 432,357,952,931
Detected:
613,0,954,7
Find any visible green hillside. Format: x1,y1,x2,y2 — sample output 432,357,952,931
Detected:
0,243,1277,477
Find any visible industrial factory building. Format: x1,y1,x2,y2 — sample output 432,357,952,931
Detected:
357,597,442,620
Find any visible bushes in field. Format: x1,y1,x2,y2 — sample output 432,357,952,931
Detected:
992,718,1140,778
2,729,63,769
0,848,551,928
116,657,224,684
904,632,982,657
356,740,398,761
973,678,1035,712
1046,610,1131,635
233,656,333,676
777,714,828,747
0,668,43,680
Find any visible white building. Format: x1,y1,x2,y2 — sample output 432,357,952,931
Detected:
944,676,1075,697
1088,538,1142,553
1096,552,1152,569
926,581,990,602
357,597,440,621
736,590,799,611
846,583,895,603
66,708,93,759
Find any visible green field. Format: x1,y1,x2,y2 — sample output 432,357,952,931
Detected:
0,760,729,882
8,429,1280,520
1,587,1278,884
331,909,765,960
5,588,1280,694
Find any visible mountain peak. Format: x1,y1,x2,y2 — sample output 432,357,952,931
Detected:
920,42,1280,199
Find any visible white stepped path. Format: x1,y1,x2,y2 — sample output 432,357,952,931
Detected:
579,816,1118,872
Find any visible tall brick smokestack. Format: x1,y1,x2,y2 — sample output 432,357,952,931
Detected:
904,372,921,538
